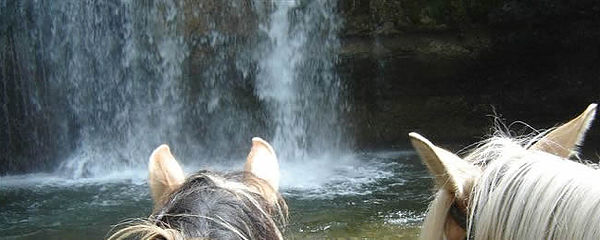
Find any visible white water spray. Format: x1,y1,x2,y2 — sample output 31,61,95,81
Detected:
254,0,346,163
44,1,189,178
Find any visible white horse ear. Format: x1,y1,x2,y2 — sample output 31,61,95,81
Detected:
244,137,280,191
409,133,480,198
530,103,597,158
148,144,185,209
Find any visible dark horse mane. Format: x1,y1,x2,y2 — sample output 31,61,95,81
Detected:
108,170,288,240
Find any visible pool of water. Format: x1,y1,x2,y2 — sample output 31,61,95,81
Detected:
0,151,432,239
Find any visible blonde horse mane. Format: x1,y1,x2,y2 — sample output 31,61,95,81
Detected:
421,133,600,240
466,136,600,239
418,104,599,240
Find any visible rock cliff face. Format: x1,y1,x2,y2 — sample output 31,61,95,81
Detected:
335,0,600,151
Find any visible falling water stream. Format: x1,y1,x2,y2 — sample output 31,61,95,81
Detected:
0,0,431,239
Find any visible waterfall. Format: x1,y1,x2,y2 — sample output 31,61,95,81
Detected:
1,0,189,177
254,0,345,162
53,0,189,178
0,0,347,178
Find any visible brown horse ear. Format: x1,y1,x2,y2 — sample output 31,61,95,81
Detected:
148,144,185,209
244,137,280,191
409,133,480,198
530,103,597,158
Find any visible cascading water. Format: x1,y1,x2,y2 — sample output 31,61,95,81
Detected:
254,0,346,162
1,0,190,178
250,0,361,190
55,0,190,178
1,0,350,180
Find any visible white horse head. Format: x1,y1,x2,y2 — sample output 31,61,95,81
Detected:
413,104,598,240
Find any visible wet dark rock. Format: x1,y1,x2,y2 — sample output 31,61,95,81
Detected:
337,0,600,155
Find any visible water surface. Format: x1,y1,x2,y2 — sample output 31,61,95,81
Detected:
0,151,432,239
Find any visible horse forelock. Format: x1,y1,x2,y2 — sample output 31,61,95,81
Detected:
109,171,287,240
466,135,600,239
423,133,600,240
